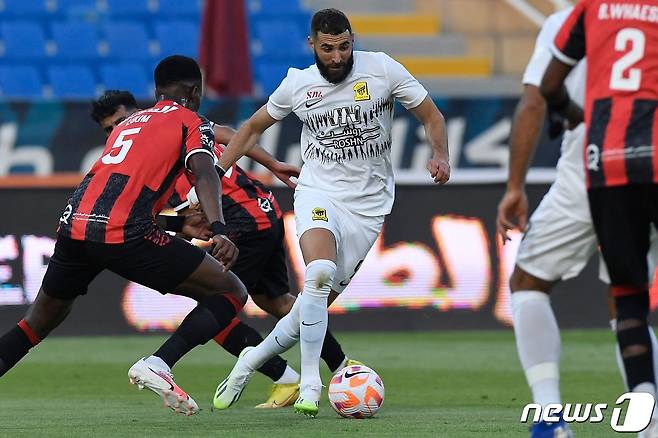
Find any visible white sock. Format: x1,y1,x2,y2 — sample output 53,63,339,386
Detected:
511,290,561,408
299,259,336,397
275,366,300,384
145,355,170,372
611,319,658,391
241,298,301,371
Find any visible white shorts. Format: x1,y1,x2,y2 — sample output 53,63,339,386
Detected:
517,187,658,283
516,190,598,282
294,189,385,293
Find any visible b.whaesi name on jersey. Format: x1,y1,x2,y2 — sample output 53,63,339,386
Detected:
598,2,658,22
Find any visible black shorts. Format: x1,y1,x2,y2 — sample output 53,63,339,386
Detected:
42,233,206,300
588,184,658,292
231,218,289,299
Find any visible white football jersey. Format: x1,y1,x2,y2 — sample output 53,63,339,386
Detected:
266,50,428,216
522,7,590,221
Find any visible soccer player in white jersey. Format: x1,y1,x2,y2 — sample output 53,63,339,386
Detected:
211,8,450,416
497,8,658,438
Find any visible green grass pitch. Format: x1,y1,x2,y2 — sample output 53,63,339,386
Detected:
0,330,626,437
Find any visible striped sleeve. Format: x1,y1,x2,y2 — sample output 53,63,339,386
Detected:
551,0,587,66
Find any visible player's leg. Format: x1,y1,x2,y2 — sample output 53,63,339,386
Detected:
511,191,598,437
0,236,101,377
590,186,655,401
105,235,246,414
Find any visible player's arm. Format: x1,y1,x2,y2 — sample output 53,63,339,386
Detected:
155,213,212,240
216,105,279,174
496,85,546,241
188,153,237,269
213,123,300,188
540,58,584,128
408,96,450,184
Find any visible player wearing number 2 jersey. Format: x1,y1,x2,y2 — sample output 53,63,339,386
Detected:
542,1,658,435
0,56,248,416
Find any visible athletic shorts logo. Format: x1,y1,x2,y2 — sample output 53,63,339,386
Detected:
353,82,370,101
311,207,328,222
586,143,600,171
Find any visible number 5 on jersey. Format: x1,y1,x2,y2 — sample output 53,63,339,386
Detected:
101,127,142,164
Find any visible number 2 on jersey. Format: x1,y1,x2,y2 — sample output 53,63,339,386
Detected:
610,28,645,92
101,127,141,164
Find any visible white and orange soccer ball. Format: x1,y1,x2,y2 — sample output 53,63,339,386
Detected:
328,364,385,418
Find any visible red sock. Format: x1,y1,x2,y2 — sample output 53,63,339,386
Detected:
213,317,241,345
18,320,40,346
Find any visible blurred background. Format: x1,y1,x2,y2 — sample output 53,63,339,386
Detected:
0,0,625,335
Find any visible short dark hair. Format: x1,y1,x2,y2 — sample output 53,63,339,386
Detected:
154,55,202,88
90,90,138,124
311,8,351,37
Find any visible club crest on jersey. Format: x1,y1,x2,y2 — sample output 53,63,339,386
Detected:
311,207,328,222
586,143,600,171
305,90,324,108
353,82,370,101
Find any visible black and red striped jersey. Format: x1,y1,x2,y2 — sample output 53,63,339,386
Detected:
552,0,658,188
58,100,215,243
169,142,282,239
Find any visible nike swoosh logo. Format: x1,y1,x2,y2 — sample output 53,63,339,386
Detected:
301,320,322,326
275,336,284,348
344,370,369,379
150,367,174,391
339,280,350,286
305,99,322,108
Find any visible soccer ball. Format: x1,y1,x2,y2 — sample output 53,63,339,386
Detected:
328,364,385,418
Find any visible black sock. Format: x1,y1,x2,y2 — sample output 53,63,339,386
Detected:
0,325,34,377
321,329,346,373
220,321,287,381
154,294,238,369
618,324,654,389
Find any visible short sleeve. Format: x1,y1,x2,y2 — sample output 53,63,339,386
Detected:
383,53,428,109
183,114,216,170
551,1,587,66
266,70,295,120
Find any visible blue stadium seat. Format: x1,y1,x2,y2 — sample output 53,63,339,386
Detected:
0,0,51,16
254,62,293,96
55,0,98,16
51,22,101,59
153,21,198,58
0,65,43,98
251,19,309,59
100,63,151,98
157,0,202,16
105,0,152,16
47,65,97,98
0,21,47,59
103,21,152,60
247,0,302,16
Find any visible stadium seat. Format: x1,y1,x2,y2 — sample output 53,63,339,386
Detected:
51,21,101,59
47,65,97,98
156,0,202,17
0,65,43,98
0,0,51,16
54,0,98,16
250,19,309,59
247,0,302,16
254,61,295,96
105,0,152,16
103,21,153,60
153,21,198,58
0,21,48,59
100,63,151,98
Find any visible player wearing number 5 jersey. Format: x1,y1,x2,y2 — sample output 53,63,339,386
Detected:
0,56,248,416
213,9,450,417
542,1,658,435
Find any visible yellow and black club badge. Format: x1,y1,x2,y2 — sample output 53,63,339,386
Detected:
311,207,328,221
353,81,370,101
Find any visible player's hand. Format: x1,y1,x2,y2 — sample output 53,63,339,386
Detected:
496,189,528,243
427,155,450,184
180,212,213,240
271,161,301,189
211,234,239,271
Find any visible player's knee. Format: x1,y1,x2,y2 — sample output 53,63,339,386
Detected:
509,266,553,293
225,272,248,307
615,292,651,358
269,295,296,319
304,259,337,298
